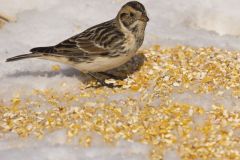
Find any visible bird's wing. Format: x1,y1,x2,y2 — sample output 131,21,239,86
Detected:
30,20,124,58
31,35,109,57
54,35,110,57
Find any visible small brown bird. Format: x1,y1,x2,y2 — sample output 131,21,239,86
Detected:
6,1,149,87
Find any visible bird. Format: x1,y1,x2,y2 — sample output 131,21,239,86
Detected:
6,1,149,87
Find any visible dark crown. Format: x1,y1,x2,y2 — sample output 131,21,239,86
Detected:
125,1,146,13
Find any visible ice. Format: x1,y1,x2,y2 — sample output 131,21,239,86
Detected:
0,0,240,159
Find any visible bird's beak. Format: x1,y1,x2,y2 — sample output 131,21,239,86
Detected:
139,14,149,22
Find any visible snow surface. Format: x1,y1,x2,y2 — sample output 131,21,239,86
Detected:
0,0,240,159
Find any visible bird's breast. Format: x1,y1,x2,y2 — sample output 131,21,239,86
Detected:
122,31,139,54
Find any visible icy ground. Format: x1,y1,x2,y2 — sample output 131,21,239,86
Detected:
0,0,240,159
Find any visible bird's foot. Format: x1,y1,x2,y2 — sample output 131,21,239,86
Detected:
98,72,126,80
87,73,122,88
94,81,122,88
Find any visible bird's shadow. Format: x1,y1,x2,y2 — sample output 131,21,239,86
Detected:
6,54,146,83
106,53,146,79
6,67,81,78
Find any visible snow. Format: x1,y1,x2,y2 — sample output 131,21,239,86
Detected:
163,150,180,160
172,90,240,111
0,0,240,159
0,131,149,160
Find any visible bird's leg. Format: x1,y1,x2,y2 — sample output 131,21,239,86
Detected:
88,73,115,88
98,72,125,80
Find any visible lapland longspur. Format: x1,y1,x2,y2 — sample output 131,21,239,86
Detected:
6,1,149,87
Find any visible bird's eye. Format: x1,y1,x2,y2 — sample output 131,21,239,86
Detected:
130,12,134,17
120,13,127,19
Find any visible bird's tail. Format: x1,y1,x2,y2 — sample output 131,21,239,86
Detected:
6,46,55,62
6,53,42,62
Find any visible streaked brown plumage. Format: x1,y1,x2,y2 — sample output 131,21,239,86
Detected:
6,1,149,87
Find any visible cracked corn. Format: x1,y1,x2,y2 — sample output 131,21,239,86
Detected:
0,45,240,160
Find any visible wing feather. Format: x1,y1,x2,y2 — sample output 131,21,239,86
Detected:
30,19,125,58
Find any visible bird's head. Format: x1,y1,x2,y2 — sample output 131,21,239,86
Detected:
117,1,149,31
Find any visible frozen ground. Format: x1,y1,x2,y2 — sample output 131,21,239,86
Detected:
0,0,240,159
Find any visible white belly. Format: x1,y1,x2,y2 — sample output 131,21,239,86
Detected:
41,53,135,73
73,54,134,73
